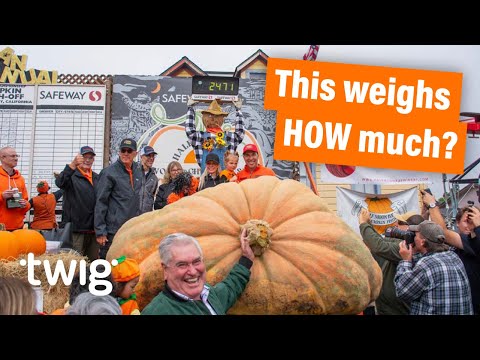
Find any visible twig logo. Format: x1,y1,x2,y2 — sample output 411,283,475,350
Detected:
19,253,119,296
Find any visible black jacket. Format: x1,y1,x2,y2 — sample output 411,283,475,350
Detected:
153,182,174,210
55,165,99,232
94,160,142,237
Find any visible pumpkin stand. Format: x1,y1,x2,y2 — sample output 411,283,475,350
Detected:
0,251,87,314
107,176,382,315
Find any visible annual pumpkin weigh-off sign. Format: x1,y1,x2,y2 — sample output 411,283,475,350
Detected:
264,58,467,174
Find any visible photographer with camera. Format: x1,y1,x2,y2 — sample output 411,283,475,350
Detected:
0,147,30,231
394,220,473,314
358,208,424,315
421,190,480,314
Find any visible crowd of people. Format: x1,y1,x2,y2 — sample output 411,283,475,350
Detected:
4,97,479,316
0,99,277,315
358,191,480,315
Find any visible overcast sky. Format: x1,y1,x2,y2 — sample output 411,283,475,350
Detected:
3,45,480,191
2,45,311,75
4,45,479,82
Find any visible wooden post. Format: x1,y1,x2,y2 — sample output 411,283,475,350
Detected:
304,162,319,195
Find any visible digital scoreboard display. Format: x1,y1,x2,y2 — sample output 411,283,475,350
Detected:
191,76,239,101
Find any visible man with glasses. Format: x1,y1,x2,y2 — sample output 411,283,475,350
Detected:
138,145,159,214
142,229,254,315
95,138,142,259
0,146,30,231
236,144,276,183
55,146,99,261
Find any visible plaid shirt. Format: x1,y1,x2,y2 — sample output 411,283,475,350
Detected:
395,250,473,315
185,106,245,168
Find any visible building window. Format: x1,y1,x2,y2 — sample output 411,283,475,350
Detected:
245,70,266,80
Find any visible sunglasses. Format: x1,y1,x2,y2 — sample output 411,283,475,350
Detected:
121,148,134,154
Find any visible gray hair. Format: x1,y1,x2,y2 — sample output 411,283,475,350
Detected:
0,277,37,315
0,146,14,159
159,233,203,266
65,292,121,315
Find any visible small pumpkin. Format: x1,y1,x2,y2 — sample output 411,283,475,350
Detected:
0,231,20,260
13,229,47,256
107,177,382,315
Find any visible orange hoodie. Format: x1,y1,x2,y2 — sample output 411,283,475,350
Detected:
0,167,31,230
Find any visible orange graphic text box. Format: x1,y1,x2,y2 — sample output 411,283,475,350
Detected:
265,58,466,173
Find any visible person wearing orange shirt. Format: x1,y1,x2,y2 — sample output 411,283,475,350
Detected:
0,147,30,231
236,144,276,183
29,180,63,230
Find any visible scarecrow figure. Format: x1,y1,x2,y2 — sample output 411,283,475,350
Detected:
185,97,244,173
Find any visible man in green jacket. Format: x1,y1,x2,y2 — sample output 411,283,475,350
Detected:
142,229,254,315
358,209,424,315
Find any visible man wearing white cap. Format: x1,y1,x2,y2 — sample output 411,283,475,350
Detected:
138,145,159,214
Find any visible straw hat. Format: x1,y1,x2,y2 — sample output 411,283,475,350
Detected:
201,100,228,116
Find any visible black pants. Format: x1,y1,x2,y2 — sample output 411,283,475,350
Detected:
363,305,376,315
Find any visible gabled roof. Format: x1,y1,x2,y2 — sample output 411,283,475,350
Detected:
234,49,268,77
160,56,207,77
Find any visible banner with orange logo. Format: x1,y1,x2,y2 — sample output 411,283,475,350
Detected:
336,187,420,235
265,58,466,174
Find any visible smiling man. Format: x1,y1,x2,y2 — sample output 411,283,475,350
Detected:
95,138,143,259
141,230,254,315
56,146,99,261
236,144,276,183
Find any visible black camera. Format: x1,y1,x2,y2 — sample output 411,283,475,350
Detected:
467,200,475,207
384,227,416,248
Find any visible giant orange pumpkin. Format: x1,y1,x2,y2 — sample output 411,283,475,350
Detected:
0,231,20,260
107,177,382,314
13,229,46,256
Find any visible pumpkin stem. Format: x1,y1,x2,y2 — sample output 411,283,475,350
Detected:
241,220,272,256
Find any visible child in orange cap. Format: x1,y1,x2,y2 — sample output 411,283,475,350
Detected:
111,255,141,315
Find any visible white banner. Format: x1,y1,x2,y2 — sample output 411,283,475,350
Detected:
321,164,434,184
336,187,420,235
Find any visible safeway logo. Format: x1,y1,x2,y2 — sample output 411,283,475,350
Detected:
89,90,102,101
